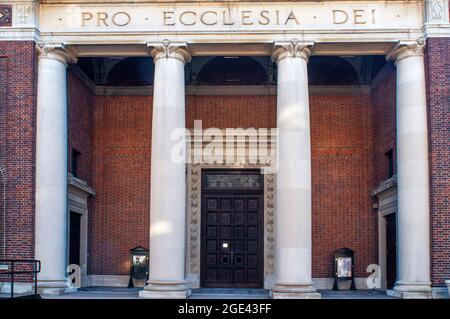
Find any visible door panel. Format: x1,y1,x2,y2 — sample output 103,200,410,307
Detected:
385,213,397,289
69,212,82,266
201,170,263,288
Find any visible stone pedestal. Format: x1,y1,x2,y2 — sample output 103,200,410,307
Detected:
139,282,191,299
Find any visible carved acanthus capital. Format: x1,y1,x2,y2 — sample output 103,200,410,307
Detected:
386,40,426,64
272,39,314,63
36,43,78,66
147,39,191,64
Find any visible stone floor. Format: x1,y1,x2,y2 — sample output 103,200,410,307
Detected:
36,287,396,299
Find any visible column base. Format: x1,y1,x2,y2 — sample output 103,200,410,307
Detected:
38,280,77,295
387,281,432,299
139,281,191,299
271,283,321,299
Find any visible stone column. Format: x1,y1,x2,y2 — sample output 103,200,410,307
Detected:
271,41,320,299
389,41,432,299
140,42,191,299
35,45,76,294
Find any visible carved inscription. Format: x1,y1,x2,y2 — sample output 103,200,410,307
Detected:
79,8,379,28
81,11,131,27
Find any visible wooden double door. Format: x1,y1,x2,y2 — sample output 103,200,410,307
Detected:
200,170,264,288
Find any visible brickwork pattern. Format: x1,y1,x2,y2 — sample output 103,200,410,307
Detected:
90,95,152,274
425,37,450,287
0,42,37,281
371,64,397,187
310,95,377,277
68,71,95,185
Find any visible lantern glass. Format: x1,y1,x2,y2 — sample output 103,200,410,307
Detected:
336,256,352,278
132,255,147,265
129,246,149,279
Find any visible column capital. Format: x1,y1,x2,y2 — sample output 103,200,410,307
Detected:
147,40,191,64
36,43,77,66
271,40,314,64
386,40,426,64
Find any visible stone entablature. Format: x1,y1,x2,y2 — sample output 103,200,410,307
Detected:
1,1,449,44
39,2,421,30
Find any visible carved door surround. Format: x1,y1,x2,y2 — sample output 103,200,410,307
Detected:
186,163,276,289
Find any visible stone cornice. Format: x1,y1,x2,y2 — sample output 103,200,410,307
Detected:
68,173,96,196
0,1,443,59
422,23,450,37
370,175,397,197
1,0,436,44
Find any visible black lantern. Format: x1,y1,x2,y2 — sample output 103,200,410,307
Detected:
332,247,356,291
128,246,149,288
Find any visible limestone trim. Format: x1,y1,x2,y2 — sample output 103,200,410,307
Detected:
371,175,397,290
186,163,276,289
68,173,96,196
4,1,449,42
59,42,405,58
67,173,95,288
371,175,396,197
425,0,449,24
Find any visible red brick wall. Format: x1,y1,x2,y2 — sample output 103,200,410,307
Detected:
310,95,377,277
88,93,377,278
68,70,94,184
425,37,450,287
0,42,37,278
371,64,397,187
90,96,152,274
186,96,276,128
